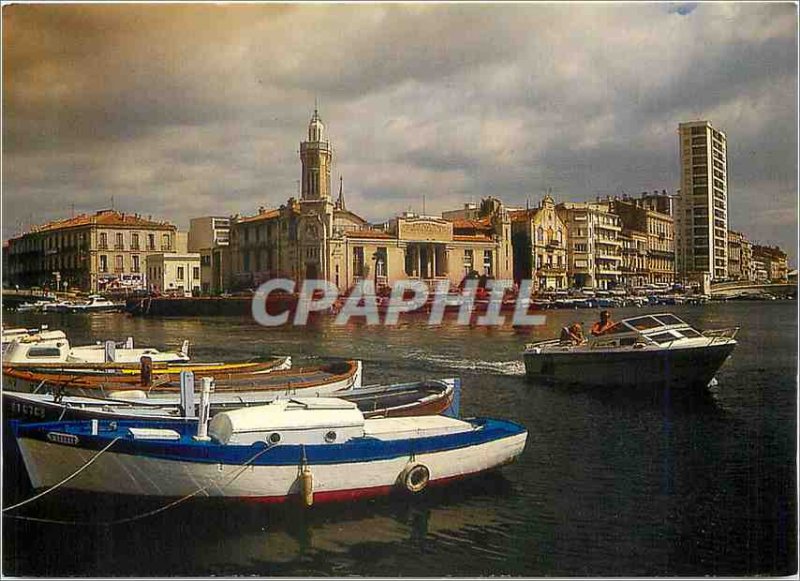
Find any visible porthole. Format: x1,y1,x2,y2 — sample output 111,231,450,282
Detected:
268,432,281,444
324,430,337,443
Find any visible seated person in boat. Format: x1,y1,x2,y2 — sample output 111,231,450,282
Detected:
560,322,586,345
591,310,615,336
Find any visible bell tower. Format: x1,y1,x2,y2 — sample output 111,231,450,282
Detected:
300,108,332,201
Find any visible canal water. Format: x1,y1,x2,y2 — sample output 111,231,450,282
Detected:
2,301,797,576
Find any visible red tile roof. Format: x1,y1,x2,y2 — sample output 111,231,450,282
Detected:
237,209,281,223
30,209,174,233
450,218,492,230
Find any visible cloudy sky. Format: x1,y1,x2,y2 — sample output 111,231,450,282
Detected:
4,3,797,263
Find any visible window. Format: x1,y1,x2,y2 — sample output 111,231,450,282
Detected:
115,232,124,249
193,266,200,280
131,233,140,250
483,250,493,276
132,255,140,273
162,234,171,251
463,249,474,274
148,234,155,250
177,266,184,280
115,255,124,272
28,347,62,358
353,247,365,277
99,233,108,249
375,247,387,278
99,255,108,272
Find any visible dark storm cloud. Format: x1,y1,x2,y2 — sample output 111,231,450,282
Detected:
3,3,797,263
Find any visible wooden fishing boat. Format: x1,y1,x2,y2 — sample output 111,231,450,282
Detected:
11,396,526,503
3,378,458,423
4,360,362,399
2,356,293,392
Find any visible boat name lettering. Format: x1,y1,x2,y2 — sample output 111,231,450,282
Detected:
47,432,80,446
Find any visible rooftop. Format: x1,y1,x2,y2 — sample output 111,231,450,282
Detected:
23,209,175,236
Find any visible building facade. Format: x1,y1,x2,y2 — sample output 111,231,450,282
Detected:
752,245,788,282
5,209,178,292
608,195,675,285
619,229,649,288
676,120,729,283
146,253,202,296
556,202,623,289
226,111,514,291
188,216,231,294
510,195,568,291
727,230,750,281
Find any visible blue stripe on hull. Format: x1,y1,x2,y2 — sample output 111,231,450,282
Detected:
12,418,526,466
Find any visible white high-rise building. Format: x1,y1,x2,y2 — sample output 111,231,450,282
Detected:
676,120,729,283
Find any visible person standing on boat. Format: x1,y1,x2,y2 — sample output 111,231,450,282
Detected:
591,310,615,336
560,322,586,345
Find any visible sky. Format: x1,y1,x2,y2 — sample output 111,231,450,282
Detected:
3,3,798,264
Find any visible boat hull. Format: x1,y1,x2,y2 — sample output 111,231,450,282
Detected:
523,342,736,390
3,360,362,400
3,377,454,423
14,422,526,501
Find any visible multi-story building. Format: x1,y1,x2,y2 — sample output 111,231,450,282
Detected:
146,253,202,296
607,195,675,285
676,120,729,283
5,209,178,292
188,216,231,293
509,195,568,291
556,202,622,289
227,110,514,291
619,229,649,288
752,245,789,282
726,230,752,281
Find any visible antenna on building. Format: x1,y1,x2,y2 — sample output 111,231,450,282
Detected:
422,194,426,216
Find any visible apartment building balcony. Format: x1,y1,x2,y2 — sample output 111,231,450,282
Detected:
545,239,562,248
596,267,622,276
596,253,623,261
97,244,108,250
538,265,567,274
114,244,125,250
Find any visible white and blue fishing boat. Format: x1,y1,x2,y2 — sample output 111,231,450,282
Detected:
12,394,526,504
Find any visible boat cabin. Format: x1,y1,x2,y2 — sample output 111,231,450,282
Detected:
208,398,366,445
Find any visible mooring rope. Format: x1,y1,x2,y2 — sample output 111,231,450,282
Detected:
3,437,122,513
3,440,277,527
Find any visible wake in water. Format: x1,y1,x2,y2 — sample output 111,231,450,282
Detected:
402,351,526,376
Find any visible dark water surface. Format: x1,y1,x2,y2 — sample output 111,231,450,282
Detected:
2,302,797,576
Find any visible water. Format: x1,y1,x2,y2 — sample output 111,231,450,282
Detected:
2,302,797,576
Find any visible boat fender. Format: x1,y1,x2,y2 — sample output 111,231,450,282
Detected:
300,465,314,507
400,464,430,494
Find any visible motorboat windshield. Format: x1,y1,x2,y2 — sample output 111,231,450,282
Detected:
590,314,736,347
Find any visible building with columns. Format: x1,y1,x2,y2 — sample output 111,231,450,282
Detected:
226,110,514,291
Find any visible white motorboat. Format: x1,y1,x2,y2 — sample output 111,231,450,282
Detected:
2,329,191,365
12,395,526,503
64,295,122,313
523,313,739,390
